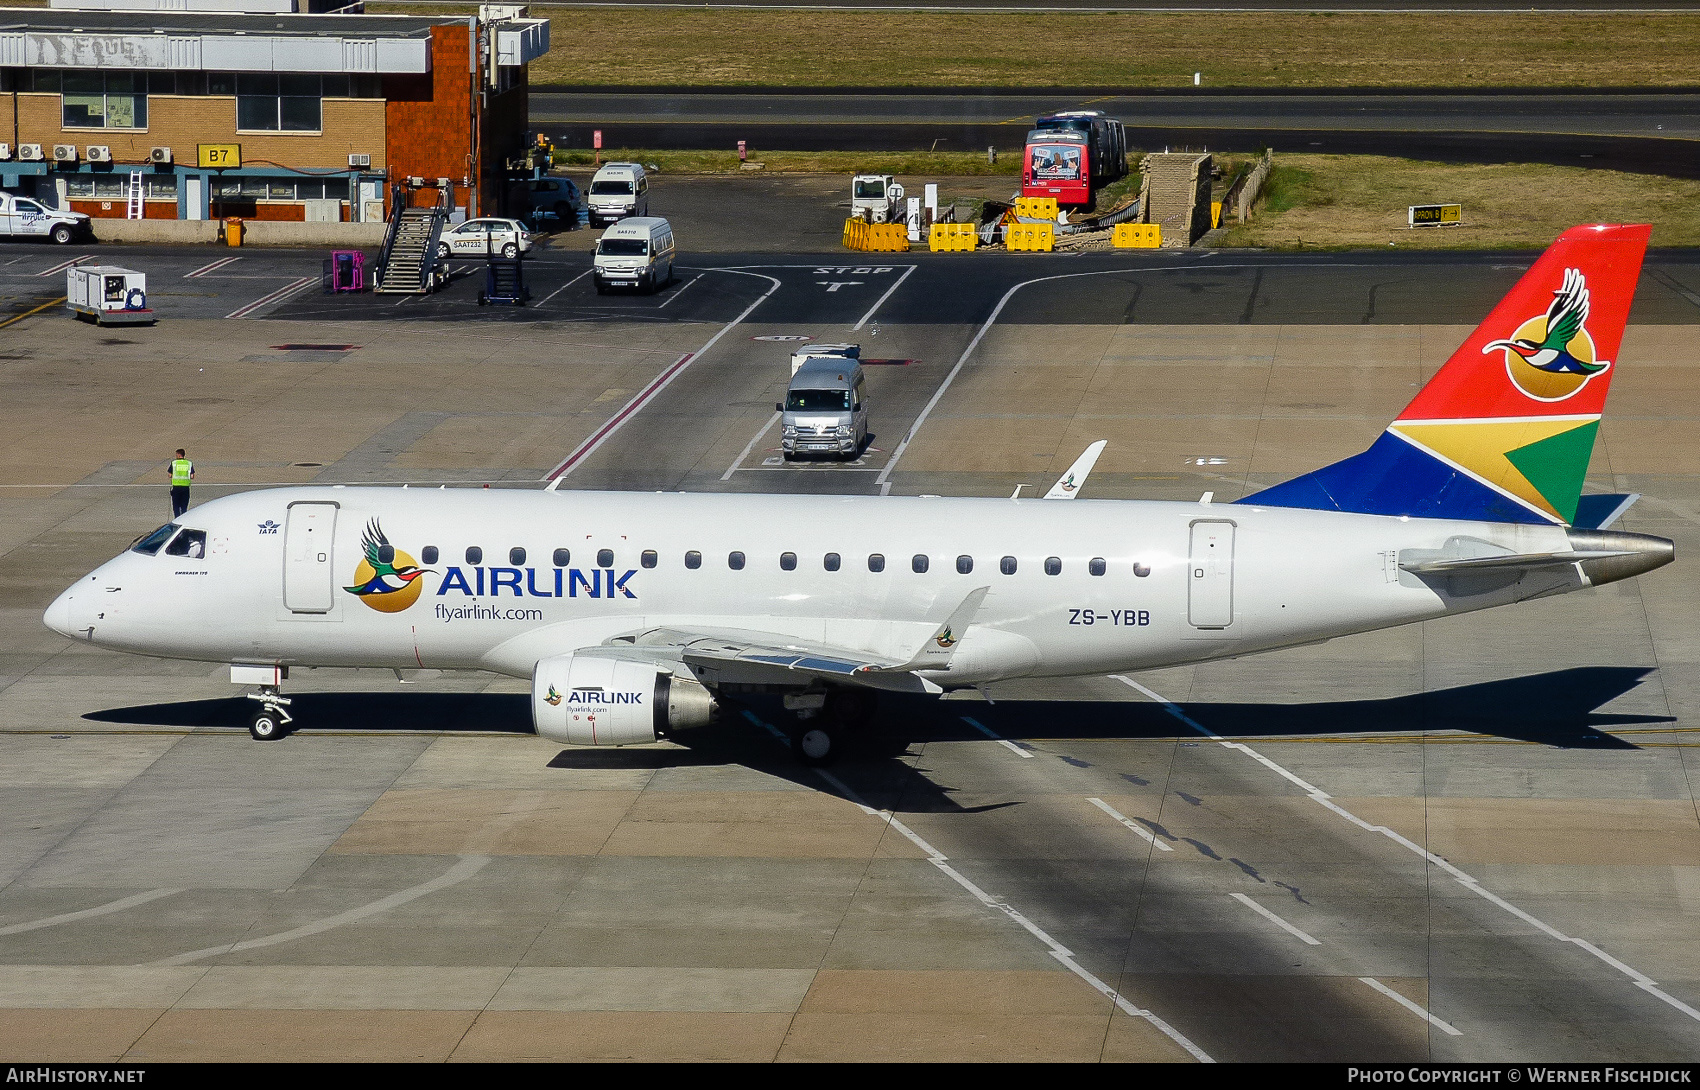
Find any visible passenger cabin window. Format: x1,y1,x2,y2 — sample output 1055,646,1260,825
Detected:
868,553,885,573
597,549,614,568
912,554,929,574
1133,562,1152,578
1089,558,1107,576
1045,557,1062,576
378,544,395,564
131,523,179,556
1000,556,1017,575
466,546,483,564
422,546,439,565
641,550,658,569
956,555,973,574
824,552,841,571
685,550,702,569
553,548,570,567
780,552,797,571
165,529,207,559
510,547,526,565
728,551,746,570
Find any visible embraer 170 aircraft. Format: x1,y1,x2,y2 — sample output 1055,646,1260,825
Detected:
44,225,1674,763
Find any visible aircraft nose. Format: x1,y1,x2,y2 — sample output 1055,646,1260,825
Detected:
43,587,75,638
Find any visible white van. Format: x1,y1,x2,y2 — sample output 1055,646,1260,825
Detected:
593,216,676,294
587,162,649,226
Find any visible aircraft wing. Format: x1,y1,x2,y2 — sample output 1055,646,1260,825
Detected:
588,587,992,693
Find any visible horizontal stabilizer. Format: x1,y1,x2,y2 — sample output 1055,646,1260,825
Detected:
1572,493,1639,531
1399,550,1630,575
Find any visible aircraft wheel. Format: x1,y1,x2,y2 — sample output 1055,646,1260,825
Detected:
829,689,876,728
792,725,835,766
249,709,287,741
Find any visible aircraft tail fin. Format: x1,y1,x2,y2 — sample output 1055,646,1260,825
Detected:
1238,224,1651,525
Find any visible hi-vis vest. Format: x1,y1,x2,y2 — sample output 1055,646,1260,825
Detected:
170,459,193,486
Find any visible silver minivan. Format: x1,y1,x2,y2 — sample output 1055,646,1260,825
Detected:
587,162,649,226
779,350,867,460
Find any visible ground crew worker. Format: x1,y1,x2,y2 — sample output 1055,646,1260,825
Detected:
169,449,194,518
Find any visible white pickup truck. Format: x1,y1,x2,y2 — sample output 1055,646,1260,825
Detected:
0,192,93,244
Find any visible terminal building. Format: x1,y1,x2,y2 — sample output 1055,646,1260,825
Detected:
0,0,548,223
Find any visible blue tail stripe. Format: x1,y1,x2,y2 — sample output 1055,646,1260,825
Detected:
1235,432,1551,524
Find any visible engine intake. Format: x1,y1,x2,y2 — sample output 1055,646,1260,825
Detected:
532,653,716,745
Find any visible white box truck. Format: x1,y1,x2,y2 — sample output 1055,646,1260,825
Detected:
67,266,154,325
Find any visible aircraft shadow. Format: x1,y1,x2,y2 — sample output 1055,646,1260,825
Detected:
82,666,1667,810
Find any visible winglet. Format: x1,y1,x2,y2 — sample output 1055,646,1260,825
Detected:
1044,440,1106,500
874,586,990,673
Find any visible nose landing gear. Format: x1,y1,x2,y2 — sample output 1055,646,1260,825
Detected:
245,686,294,741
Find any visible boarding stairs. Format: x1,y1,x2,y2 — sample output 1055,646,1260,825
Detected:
374,184,451,294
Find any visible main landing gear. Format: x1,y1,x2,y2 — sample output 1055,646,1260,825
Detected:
784,689,876,766
245,685,294,741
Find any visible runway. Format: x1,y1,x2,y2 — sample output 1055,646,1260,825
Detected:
1,207,1698,1060
532,90,1700,176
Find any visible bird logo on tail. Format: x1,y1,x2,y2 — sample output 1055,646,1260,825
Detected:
343,519,432,613
1484,268,1612,402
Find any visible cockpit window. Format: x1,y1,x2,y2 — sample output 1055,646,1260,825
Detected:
164,529,208,559
131,523,179,556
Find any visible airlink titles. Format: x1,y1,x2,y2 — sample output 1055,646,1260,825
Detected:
436,566,637,599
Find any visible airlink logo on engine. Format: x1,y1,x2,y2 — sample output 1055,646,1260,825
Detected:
436,566,637,599
567,687,644,705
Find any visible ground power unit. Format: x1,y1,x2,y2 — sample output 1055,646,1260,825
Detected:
66,266,155,326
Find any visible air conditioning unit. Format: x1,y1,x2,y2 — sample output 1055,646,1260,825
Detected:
85,145,112,163
0,144,10,161
52,144,78,163
348,152,370,168
18,144,44,161
149,147,173,165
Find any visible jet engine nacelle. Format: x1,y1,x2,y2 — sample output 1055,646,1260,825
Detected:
532,653,716,745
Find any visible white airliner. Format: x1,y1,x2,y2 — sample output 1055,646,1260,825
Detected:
44,225,1674,762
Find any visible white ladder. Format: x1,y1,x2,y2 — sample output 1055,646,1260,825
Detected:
125,170,144,220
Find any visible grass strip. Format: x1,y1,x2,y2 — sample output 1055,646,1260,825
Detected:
1221,154,1700,249
449,9,1700,90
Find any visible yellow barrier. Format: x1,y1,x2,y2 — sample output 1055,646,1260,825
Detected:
844,218,908,252
1013,196,1059,221
1211,201,1222,229
1005,222,1055,252
1111,223,1162,249
928,222,978,252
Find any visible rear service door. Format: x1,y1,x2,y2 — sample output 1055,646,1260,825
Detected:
283,502,338,613
1187,520,1235,628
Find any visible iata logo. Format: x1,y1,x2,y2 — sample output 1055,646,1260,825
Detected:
1483,268,1612,403
344,520,432,613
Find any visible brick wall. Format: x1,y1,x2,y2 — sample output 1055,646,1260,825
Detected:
384,24,474,210
12,93,386,171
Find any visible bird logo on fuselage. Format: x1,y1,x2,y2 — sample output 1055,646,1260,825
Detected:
1483,267,1612,402
344,519,431,613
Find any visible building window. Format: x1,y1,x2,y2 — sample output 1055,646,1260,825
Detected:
59,71,149,130
146,176,178,199
236,73,324,133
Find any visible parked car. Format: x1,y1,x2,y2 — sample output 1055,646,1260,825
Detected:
0,192,92,244
437,217,533,259
513,176,583,227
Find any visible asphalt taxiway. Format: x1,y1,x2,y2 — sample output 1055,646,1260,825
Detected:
0,224,1698,1061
